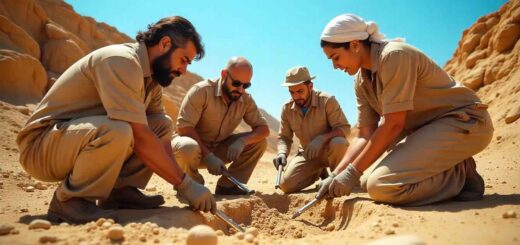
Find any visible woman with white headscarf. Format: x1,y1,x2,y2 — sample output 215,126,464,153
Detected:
317,14,493,206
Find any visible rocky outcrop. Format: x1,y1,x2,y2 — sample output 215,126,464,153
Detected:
0,0,132,105
445,0,520,125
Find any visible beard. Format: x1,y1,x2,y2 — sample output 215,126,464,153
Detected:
223,84,242,101
295,99,306,106
151,47,181,87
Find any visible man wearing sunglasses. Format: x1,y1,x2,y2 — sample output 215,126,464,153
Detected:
274,66,350,193
172,56,269,195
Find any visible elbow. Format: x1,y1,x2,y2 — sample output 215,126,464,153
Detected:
256,125,270,138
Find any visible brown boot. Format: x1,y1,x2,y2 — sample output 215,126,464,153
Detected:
47,192,118,224
98,187,164,209
454,157,485,201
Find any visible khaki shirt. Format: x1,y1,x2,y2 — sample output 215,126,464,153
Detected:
17,42,164,149
175,78,268,147
355,41,481,132
277,90,350,155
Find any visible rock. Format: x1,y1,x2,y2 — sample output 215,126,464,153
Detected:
25,186,35,192
0,49,48,105
0,15,40,59
493,23,520,53
367,235,426,245
385,229,396,235
236,232,245,240
461,33,482,53
462,67,485,90
107,226,125,241
41,38,85,74
245,233,255,243
505,106,520,124
29,219,51,230
502,210,517,219
325,223,335,231
0,223,14,235
39,235,58,243
34,182,47,190
95,218,106,226
465,49,487,68
215,230,224,236
186,225,217,245
392,222,399,227
245,227,259,237
146,185,157,192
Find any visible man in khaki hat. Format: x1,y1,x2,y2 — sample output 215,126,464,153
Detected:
16,16,217,223
172,56,269,195
274,66,351,193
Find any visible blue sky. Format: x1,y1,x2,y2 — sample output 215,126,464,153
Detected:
66,0,506,123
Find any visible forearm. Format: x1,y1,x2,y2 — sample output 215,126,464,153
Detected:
177,127,211,157
351,122,403,173
241,125,269,145
132,128,184,186
322,128,346,142
332,136,369,174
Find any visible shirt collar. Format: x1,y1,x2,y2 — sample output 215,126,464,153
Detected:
136,42,151,78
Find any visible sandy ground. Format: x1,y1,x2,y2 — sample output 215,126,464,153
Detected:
0,97,519,244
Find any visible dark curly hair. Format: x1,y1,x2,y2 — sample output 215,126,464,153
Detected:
136,16,204,61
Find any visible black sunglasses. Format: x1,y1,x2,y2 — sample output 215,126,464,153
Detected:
228,73,251,89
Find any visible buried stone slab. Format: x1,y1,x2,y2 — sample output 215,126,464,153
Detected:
204,193,372,239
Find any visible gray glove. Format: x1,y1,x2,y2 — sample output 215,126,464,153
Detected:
202,152,225,176
304,135,326,160
316,173,336,199
176,174,216,214
329,163,362,197
227,137,246,161
273,153,287,168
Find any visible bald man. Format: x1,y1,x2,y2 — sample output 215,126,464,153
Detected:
172,57,269,195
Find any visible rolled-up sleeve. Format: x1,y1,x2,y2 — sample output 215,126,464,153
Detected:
93,56,147,125
277,105,293,155
355,78,380,127
379,50,416,114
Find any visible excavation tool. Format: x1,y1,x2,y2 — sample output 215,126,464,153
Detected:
273,159,284,189
215,210,245,232
291,196,321,219
221,165,255,194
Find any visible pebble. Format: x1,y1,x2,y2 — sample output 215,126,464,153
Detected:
25,186,35,192
146,185,157,192
102,221,112,229
325,223,335,231
236,232,245,240
34,182,47,190
385,229,396,235
245,227,259,237
502,210,517,219
20,208,28,213
0,224,14,235
39,235,58,243
215,230,224,236
29,219,51,230
186,225,217,245
10,229,19,235
96,218,106,226
139,235,147,242
392,222,399,227
245,233,255,243
107,226,125,241
152,227,160,235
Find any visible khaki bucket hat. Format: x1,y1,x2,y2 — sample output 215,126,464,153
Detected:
281,66,316,87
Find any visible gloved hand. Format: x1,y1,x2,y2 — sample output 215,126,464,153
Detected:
304,135,326,160
202,152,226,176
316,173,336,199
227,137,246,161
273,153,287,168
329,163,362,197
176,174,217,214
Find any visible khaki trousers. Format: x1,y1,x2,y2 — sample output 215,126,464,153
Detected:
279,136,348,193
362,105,494,206
171,133,267,187
19,114,173,202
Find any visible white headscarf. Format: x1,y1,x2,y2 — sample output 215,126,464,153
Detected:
321,14,386,43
